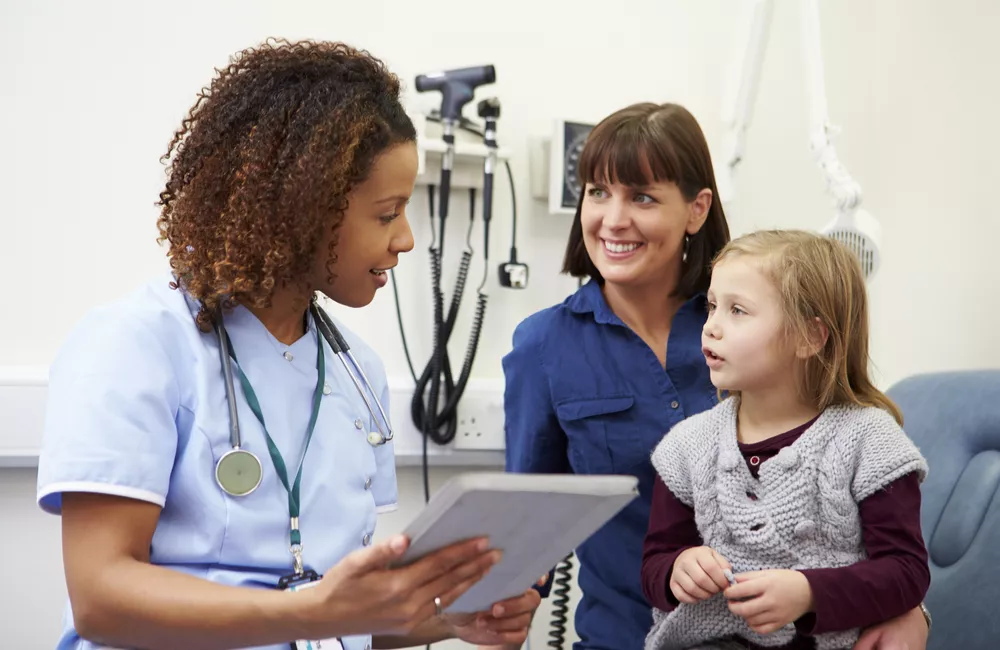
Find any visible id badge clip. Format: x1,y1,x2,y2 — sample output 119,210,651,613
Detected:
277,568,320,591
278,570,344,650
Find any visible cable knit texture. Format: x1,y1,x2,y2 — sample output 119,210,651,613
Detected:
644,397,928,650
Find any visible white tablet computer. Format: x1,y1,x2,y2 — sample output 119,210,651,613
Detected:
392,472,639,614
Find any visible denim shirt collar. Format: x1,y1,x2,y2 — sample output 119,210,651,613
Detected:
567,278,707,327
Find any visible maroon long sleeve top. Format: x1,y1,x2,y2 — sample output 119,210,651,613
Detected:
641,418,930,649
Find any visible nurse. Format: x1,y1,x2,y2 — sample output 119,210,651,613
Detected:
492,102,930,650
36,39,539,650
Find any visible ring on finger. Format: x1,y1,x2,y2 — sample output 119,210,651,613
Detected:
434,596,443,616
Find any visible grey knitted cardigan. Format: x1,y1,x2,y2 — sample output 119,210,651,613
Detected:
644,397,928,650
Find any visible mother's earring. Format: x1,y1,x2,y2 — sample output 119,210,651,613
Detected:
682,235,691,263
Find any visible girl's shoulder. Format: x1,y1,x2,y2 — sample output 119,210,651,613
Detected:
822,404,928,498
823,403,906,444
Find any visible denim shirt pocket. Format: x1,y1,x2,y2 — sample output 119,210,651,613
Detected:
555,395,635,474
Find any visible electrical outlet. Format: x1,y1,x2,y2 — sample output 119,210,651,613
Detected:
452,380,506,451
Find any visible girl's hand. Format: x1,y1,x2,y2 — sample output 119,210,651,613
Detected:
670,546,733,603
725,569,814,635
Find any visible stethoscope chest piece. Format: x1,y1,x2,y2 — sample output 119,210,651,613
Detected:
215,447,264,497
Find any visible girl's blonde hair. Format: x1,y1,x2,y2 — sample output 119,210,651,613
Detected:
712,229,902,424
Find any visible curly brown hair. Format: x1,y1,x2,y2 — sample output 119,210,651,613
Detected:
156,38,416,331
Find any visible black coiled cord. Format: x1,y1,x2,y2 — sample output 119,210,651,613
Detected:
392,113,506,513
548,553,575,650
410,186,488,463
400,114,513,470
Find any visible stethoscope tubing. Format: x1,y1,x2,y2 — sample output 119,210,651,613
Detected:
312,305,393,443
215,311,244,450
214,301,393,455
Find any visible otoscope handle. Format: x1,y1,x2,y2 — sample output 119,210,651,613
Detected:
439,168,452,221
482,172,493,255
479,97,500,257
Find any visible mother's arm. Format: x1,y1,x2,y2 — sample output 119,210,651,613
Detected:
852,606,929,650
479,322,570,650
499,320,571,478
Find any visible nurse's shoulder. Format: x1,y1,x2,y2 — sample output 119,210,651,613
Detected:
52,276,203,381
37,276,202,514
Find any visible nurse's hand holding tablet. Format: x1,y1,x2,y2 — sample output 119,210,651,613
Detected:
37,39,540,650
305,534,542,643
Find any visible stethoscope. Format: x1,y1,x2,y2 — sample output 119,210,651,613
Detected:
212,301,393,497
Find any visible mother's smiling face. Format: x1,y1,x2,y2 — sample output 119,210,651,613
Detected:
580,173,710,291
561,102,728,298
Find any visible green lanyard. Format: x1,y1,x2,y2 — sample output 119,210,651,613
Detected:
225,332,325,575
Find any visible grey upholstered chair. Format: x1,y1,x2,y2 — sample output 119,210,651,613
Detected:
887,369,1000,650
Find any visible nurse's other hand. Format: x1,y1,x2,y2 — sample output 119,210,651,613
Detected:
670,546,732,604
852,606,929,650
309,534,501,639
446,584,542,646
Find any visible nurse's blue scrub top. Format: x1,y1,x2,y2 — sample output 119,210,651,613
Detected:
36,276,398,650
502,280,715,650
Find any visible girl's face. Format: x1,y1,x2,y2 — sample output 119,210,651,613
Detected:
702,256,799,392
314,142,418,308
580,177,710,291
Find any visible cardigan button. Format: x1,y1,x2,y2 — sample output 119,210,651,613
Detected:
774,447,800,469
794,520,817,539
719,450,740,471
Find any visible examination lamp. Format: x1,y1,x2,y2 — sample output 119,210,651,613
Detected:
718,0,882,279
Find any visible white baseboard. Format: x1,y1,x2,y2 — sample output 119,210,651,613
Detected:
0,366,49,468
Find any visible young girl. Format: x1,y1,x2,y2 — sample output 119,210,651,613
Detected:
641,229,930,650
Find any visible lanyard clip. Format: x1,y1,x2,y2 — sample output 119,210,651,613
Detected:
289,517,305,575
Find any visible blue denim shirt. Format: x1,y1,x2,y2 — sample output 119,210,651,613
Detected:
502,279,717,650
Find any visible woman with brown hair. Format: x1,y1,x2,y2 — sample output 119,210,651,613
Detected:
35,39,539,650
495,102,929,650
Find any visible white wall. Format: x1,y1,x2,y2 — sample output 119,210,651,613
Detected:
2,0,999,648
